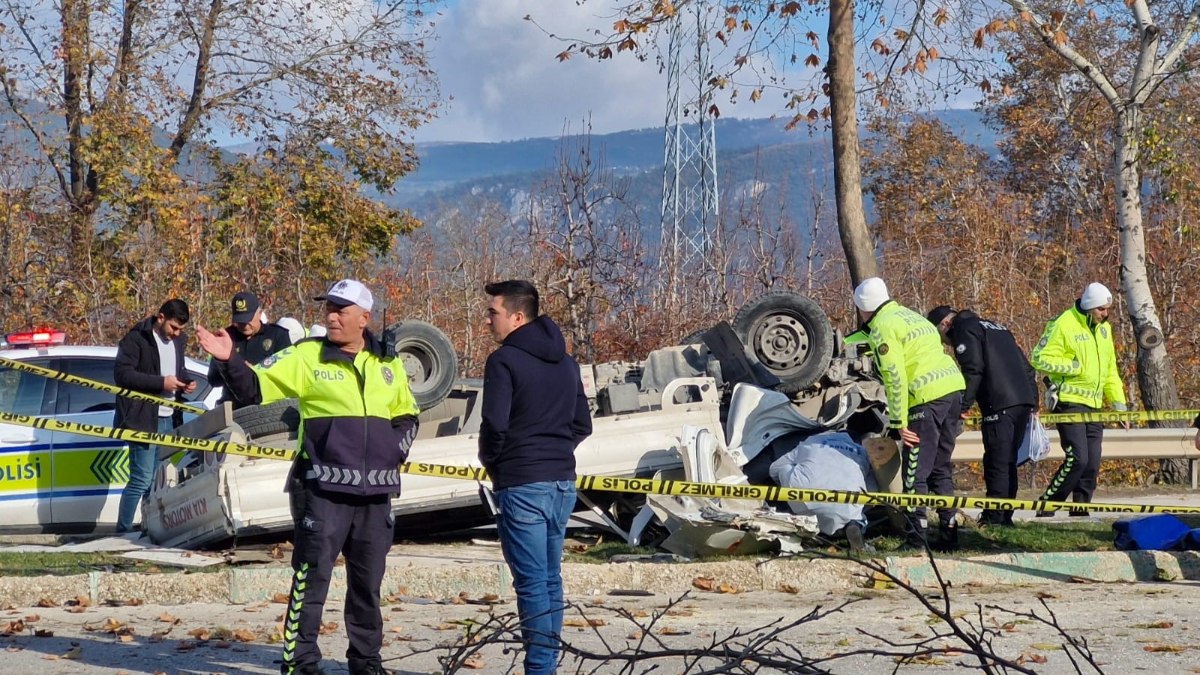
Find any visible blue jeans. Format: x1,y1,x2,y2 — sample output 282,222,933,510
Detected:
116,416,174,532
496,481,575,675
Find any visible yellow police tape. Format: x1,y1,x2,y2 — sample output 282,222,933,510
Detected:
0,355,204,415
0,410,294,462
966,408,1199,425
3,409,1199,516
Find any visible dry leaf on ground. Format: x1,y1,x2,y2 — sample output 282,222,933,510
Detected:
1144,644,1188,653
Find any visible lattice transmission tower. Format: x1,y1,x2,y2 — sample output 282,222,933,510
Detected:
661,0,720,304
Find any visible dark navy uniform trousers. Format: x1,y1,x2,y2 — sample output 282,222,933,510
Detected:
281,484,393,674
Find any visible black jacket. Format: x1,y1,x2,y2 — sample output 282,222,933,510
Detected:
946,310,1038,415
478,315,593,490
113,316,187,432
207,322,293,406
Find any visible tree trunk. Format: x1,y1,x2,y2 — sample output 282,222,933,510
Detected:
827,0,877,287
1113,106,1187,482
61,0,96,261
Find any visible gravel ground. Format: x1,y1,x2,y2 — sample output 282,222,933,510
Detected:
2,580,1200,673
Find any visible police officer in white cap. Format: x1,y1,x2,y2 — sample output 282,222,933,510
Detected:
1031,282,1128,516
197,279,419,675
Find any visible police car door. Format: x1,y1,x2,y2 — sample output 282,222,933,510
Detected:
50,357,129,528
0,358,56,527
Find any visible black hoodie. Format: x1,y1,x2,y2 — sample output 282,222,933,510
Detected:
478,315,593,490
946,309,1038,415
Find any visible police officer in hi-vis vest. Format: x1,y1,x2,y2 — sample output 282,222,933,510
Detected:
1031,282,1127,517
198,279,419,675
852,278,966,550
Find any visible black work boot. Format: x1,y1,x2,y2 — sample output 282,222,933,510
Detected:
933,522,959,553
349,658,389,675
979,510,1013,527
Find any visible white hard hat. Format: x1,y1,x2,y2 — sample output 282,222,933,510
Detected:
309,324,327,338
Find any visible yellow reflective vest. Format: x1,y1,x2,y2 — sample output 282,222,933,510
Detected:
221,334,420,495
1031,304,1126,409
862,301,966,429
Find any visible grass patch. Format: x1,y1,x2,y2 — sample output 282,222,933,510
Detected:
566,521,1118,562
0,552,214,577
871,521,1115,557
565,541,660,563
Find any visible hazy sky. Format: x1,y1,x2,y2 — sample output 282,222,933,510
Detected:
415,0,798,143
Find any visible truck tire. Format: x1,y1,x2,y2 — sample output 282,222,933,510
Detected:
382,320,458,411
232,399,300,440
733,290,834,394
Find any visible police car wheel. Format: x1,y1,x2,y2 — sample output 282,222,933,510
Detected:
382,320,458,411
732,290,834,394
232,399,301,439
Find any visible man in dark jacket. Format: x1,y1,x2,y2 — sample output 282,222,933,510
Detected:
207,291,293,408
113,298,197,534
479,280,592,675
928,306,1038,526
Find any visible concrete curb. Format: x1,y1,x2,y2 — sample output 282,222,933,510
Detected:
2,551,1197,607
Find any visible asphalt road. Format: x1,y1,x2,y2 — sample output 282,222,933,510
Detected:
2,579,1199,673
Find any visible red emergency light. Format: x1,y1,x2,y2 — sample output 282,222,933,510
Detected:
5,328,67,348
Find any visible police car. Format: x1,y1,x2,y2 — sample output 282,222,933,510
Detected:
0,329,220,532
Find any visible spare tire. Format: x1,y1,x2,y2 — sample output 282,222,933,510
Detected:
733,290,834,394
232,399,300,440
382,320,458,410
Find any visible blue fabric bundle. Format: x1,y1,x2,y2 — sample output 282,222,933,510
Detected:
1112,514,1192,551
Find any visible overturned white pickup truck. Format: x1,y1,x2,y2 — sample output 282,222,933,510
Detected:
145,291,890,549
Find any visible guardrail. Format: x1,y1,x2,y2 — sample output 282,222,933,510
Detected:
952,428,1200,488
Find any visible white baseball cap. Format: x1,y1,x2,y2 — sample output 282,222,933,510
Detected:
315,279,374,311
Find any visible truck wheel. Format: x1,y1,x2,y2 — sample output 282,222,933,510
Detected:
678,328,708,347
382,320,458,410
733,290,834,394
232,399,300,440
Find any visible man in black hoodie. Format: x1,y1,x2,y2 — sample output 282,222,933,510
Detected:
928,306,1038,526
479,280,592,675
113,298,197,534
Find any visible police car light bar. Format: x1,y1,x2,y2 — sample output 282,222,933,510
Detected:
5,329,67,347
